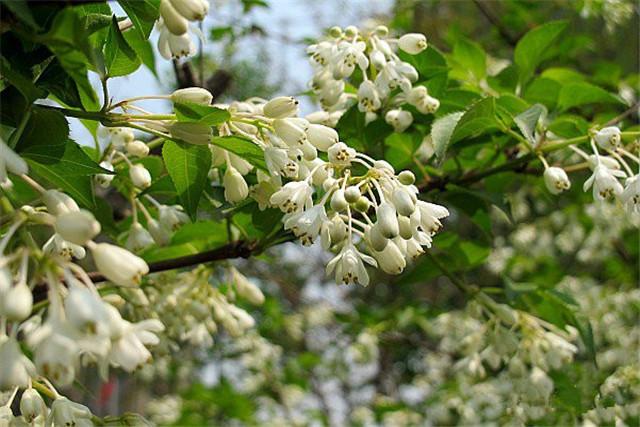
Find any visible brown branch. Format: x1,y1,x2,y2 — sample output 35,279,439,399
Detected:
87,240,259,283
603,101,640,127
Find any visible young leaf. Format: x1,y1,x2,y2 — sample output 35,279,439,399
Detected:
162,140,212,219
105,16,141,77
210,136,268,171
174,102,231,125
514,104,547,144
514,20,568,85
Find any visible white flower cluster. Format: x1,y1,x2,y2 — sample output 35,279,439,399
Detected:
305,25,440,129
157,0,209,59
541,126,639,215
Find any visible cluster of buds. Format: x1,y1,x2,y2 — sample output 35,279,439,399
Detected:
157,0,209,60
305,25,439,129
541,126,639,214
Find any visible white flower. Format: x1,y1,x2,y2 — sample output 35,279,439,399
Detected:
373,239,406,275
159,0,188,35
0,336,35,390
583,164,625,201
223,166,249,204
284,205,328,245
263,96,298,119
265,147,298,178
0,139,28,185
54,210,101,245
413,200,449,234
274,118,308,146
171,87,213,105
90,243,149,287
96,161,115,188
398,33,428,55
332,41,368,79
43,190,79,216
158,27,196,59
129,164,152,189
108,319,164,372
20,388,47,423
326,242,377,286
169,122,212,145
306,124,338,151
34,332,78,386
270,181,313,213
328,142,356,166
147,218,171,246
169,0,209,21
43,234,86,260
621,175,640,213
385,109,413,133
126,223,155,252
543,167,571,195
47,397,93,427
357,80,381,113
594,126,622,150
158,204,189,231
64,285,109,336
107,127,135,148
125,140,150,158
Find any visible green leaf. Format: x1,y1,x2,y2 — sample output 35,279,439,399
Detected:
22,139,104,208
541,67,586,84
210,136,267,171
170,221,228,245
383,132,420,169
548,115,589,138
398,46,448,80
105,16,141,77
123,30,157,77
557,82,624,111
450,36,486,81
3,0,40,29
431,112,463,160
0,57,46,103
514,104,547,144
36,59,84,108
174,102,231,125
451,97,499,143
162,140,212,218
514,20,568,85
117,0,160,40
15,107,69,153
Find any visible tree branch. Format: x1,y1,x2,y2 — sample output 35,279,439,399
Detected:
87,240,259,283
472,0,519,47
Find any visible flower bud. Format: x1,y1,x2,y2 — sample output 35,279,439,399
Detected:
169,122,213,145
90,243,149,287
369,49,387,70
385,109,413,133
398,216,413,240
307,124,338,151
55,209,101,245
274,118,307,146
330,189,348,212
263,96,298,119
344,186,361,203
328,26,342,38
126,140,150,158
43,190,79,216
171,87,213,105
374,240,406,274
231,267,265,305
147,218,171,246
398,33,427,55
160,0,188,35
392,188,416,216
367,223,389,252
398,170,415,185
376,202,399,238
20,388,47,422
1,282,32,321
354,196,370,213
374,25,389,36
169,0,208,21
543,167,571,195
223,166,249,204
300,141,317,161
128,163,151,189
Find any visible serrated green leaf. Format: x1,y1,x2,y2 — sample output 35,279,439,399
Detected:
22,139,105,208
162,140,212,218
210,136,267,171
557,82,624,111
15,107,69,153
431,112,463,159
105,16,141,77
174,102,231,125
514,21,568,85
124,29,157,77
451,97,499,143
384,132,420,169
